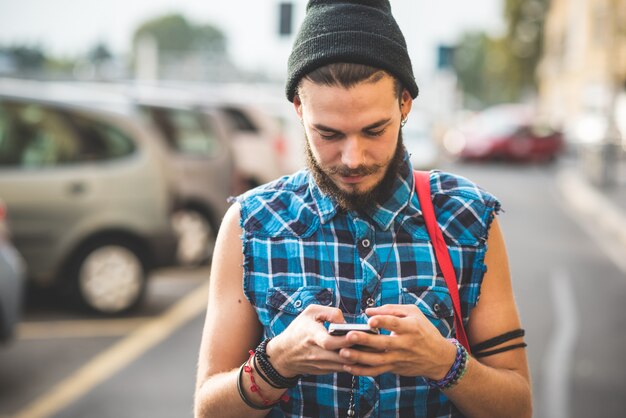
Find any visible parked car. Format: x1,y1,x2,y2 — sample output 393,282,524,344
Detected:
0,199,25,343
147,82,305,190
444,104,564,163
402,111,440,170
0,79,179,314
130,90,236,266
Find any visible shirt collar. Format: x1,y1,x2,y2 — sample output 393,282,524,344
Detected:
309,149,416,230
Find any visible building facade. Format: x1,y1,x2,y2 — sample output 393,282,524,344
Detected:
538,0,626,139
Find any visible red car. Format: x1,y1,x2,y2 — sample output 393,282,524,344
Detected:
446,105,564,163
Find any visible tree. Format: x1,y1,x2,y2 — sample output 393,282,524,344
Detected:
132,14,226,55
88,42,113,65
502,0,548,99
452,0,548,108
5,45,46,72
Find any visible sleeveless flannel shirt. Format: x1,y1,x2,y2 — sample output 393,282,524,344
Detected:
235,153,501,418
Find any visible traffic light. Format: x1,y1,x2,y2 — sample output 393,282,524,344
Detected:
279,2,293,36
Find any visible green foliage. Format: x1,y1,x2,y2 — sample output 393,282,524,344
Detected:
132,13,226,54
1,45,46,71
452,0,548,108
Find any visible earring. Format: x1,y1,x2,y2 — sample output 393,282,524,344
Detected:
401,116,408,127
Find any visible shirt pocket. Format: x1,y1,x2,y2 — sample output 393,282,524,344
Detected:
265,286,335,337
401,287,455,338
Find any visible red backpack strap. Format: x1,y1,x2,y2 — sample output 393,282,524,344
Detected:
413,170,471,353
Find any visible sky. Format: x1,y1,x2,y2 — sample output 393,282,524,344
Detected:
0,0,505,76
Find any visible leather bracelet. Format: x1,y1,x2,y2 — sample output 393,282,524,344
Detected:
253,353,283,389
255,338,301,388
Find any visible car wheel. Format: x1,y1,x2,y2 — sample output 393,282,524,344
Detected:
74,243,147,314
172,209,216,267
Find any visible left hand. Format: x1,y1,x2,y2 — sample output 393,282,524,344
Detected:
339,304,457,379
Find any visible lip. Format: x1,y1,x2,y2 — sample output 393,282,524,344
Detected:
340,175,365,184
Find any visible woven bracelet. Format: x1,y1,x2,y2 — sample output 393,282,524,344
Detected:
427,339,469,390
255,338,301,389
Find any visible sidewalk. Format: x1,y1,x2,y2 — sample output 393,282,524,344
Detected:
557,153,626,273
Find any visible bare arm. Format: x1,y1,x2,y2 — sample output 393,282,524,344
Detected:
438,216,531,417
194,203,357,417
337,217,532,418
194,203,269,418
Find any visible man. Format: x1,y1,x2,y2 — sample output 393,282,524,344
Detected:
194,1,531,417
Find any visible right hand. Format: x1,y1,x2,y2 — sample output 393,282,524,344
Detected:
265,305,357,378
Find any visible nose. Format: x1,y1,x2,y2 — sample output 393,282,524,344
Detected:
341,136,365,169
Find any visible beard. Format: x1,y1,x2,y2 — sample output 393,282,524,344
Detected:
305,130,405,212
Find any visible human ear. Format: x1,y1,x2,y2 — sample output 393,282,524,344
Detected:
400,89,413,116
293,94,304,120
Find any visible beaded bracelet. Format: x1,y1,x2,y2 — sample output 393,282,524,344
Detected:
255,338,301,389
426,338,469,390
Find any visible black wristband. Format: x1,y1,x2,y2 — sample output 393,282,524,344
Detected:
255,338,301,389
471,329,526,353
253,353,283,389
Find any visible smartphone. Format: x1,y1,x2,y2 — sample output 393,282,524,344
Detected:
328,323,379,336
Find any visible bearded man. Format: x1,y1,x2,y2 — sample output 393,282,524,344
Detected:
194,1,531,417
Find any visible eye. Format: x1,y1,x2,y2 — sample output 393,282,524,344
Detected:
365,129,385,137
318,131,341,140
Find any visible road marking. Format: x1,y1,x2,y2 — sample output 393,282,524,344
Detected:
12,280,210,418
542,269,578,418
557,169,626,274
18,318,151,340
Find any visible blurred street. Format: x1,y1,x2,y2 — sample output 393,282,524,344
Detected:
1,157,625,418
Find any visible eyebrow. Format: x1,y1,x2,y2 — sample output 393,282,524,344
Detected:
313,118,392,134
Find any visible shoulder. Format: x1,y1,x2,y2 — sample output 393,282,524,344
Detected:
428,170,502,246
232,170,320,238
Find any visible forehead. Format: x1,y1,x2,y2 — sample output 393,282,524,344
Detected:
298,75,398,126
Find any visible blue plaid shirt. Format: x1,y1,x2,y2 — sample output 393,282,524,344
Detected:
236,153,501,417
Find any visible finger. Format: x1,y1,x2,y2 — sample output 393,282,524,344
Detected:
305,360,357,374
339,347,389,366
307,305,346,324
322,334,359,351
343,363,391,377
365,304,419,318
367,314,415,334
310,343,359,363
344,331,397,352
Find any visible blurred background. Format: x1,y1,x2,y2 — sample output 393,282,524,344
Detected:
0,0,625,417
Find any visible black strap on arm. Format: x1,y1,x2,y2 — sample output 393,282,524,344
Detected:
471,329,526,358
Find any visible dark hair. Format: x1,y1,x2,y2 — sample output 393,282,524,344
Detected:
297,63,403,100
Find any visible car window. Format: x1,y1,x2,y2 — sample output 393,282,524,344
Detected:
68,112,136,161
0,101,80,167
141,106,221,157
0,101,135,168
222,107,258,133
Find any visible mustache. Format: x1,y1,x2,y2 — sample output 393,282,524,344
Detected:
325,164,383,177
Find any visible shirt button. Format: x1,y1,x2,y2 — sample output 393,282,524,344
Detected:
294,300,302,308
361,239,370,248
433,303,441,314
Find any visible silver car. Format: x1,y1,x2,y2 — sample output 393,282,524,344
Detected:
0,80,178,314
128,88,235,266
0,199,25,343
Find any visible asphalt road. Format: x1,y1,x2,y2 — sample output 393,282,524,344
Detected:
1,160,625,418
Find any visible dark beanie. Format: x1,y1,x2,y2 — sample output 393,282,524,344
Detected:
286,0,419,102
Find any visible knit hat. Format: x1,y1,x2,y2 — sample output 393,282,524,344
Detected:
286,0,419,102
